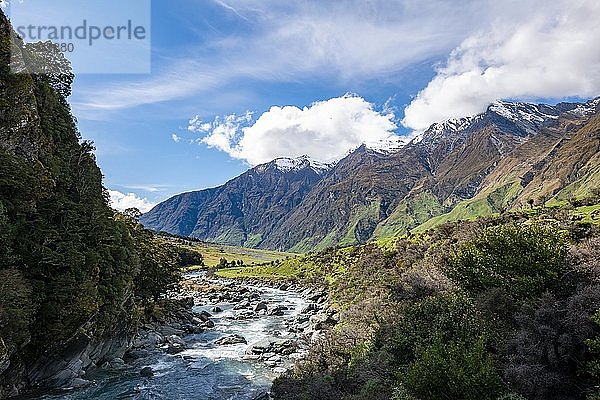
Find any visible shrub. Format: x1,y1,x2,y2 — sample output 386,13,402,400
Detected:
502,286,600,399
0,269,34,354
374,294,487,367
402,337,503,400
447,224,569,300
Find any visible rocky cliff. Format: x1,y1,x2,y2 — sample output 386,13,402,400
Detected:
0,11,143,397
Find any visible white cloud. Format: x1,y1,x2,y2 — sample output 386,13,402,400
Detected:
188,116,213,133
122,184,169,193
212,0,249,21
171,133,181,143
76,0,494,111
402,0,600,131
194,94,399,165
108,190,156,213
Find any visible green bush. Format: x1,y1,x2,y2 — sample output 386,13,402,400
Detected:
447,224,569,300
374,294,486,367
0,269,34,354
402,337,503,400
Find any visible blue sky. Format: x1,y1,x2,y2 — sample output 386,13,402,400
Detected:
9,0,599,211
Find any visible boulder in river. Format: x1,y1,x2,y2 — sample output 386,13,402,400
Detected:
211,306,223,313
215,334,247,346
165,342,186,354
189,322,204,334
167,335,186,346
300,303,318,314
231,310,255,320
246,338,294,355
268,306,285,316
70,378,92,388
100,357,127,371
204,320,215,328
125,349,150,360
140,366,154,378
254,302,267,312
234,300,251,310
252,391,270,400
159,326,185,337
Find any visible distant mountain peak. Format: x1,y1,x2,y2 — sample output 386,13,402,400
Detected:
408,97,598,158
414,97,592,147
488,100,559,132
258,155,334,175
413,115,479,144
365,135,411,154
561,96,600,118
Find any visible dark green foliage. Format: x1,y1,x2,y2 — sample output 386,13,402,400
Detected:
587,310,600,378
22,41,74,98
0,12,187,388
274,214,600,400
0,201,14,267
175,246,204,267
447,224,569,300
0,269,34,355
133,229,181,304
373,295,488,368
587,309,600,400
502,287,600,400
403,337,502,400
272,374,344,400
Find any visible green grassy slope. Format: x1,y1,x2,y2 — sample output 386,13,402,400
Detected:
216,200,600,283
373,191,444,238
185,241,294,267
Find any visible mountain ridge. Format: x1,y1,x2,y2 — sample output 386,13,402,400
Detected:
141,97,600,251
141,155,327,247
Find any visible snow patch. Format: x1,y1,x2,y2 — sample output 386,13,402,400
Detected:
365,135,410,154
489,101,560,135
272,155,333,175
566,97,600,117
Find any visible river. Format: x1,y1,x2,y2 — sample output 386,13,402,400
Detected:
30,278,311,400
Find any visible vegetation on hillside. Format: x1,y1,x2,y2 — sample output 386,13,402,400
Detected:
0,16,203,391
220,204,600,399
156,231,293,268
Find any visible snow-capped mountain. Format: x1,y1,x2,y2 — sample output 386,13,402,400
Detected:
411,97,600,155
272,155,334,175
142,97,600,252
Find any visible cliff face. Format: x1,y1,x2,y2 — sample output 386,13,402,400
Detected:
144,98,600,252
0,11,140,397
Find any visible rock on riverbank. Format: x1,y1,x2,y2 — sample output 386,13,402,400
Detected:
180,274,338,373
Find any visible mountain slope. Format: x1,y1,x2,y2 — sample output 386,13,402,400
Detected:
262,145,431,251
264,99,598,250
141,156,330,247
143,98,600,252
406,99,600,232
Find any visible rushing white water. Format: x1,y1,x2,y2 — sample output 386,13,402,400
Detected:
29,282,309,400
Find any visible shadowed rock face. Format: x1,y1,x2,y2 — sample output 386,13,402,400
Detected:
143,98,600,252
0,10,144,396
140,156,330,248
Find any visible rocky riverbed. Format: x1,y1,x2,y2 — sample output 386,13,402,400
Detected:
23,273,336,400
